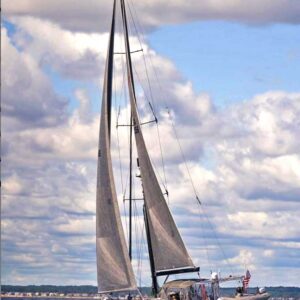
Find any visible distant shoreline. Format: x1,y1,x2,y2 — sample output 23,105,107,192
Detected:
2,286,300,298
1,295,95,300
1,297,95,300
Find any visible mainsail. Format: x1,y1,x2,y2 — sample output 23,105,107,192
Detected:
96,0,137,293
120,0,196,275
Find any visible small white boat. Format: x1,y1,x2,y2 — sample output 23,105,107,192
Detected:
220,293,271,300
158,275,270,300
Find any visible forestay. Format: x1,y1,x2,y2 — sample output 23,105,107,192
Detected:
120,0,196,274
96,0,137,293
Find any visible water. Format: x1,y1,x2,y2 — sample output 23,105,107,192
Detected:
2,297,300,300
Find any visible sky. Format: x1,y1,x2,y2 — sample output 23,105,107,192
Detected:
1,0,300,288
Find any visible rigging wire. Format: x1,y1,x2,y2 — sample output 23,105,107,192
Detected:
115,9,130,242
126,0,201,203
126,0,170,196
167,109,201,203
138,223,146,286
196,204,212,270
131,64,168,194
111,2,148,283
133,199,144,286
125,2,187,281
126,0,169,197
125,0,236,275
118,17,132,203
114,63,125,195
123,0,237,283
199,203,235,275
125,0,196,205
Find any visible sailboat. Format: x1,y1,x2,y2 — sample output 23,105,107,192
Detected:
96,1,271,300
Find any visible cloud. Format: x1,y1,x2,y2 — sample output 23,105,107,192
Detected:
1,27,68,130
2,0,300,33
227,249,256,270
7,17,108,80
213,92,300,206
224,211,300,239
4,89,298,285
1,17,300,287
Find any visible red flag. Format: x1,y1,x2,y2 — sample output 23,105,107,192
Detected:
200,284,208,300
242,270,251,292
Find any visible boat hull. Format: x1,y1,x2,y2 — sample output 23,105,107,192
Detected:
219,293,271,300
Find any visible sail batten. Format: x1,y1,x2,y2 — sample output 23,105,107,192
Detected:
96,0,137,293
120,0,196,274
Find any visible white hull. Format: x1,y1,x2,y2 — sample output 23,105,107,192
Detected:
220,293,271,300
